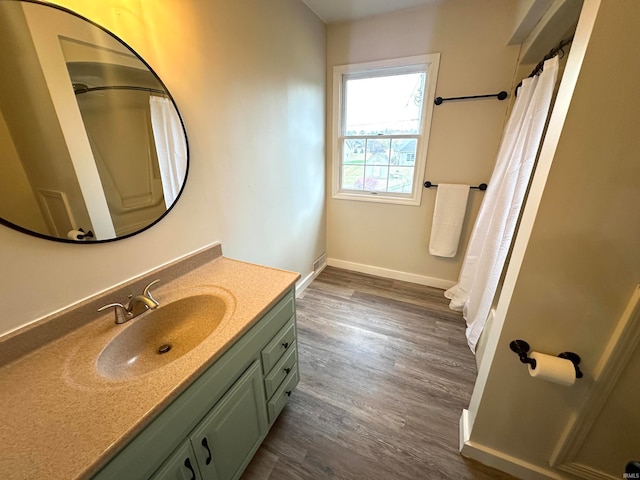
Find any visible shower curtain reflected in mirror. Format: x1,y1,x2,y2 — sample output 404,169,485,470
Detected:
445,56,560,352
150,95,188,208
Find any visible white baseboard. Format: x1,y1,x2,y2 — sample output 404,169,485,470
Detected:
295,262,327,297
326,258,455,290
459,409,568,480
558,463,617,480
459,409,471,452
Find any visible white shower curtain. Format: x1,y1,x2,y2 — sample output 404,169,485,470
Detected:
445,56,559,352
150,96,187,208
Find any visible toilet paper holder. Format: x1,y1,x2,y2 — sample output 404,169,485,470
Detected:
509,339,583,379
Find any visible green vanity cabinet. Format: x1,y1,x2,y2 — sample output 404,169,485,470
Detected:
93,288,298,480
263,342,297,399
267,364,299,423
260,319,299,423
150,441,202,480
190,360,267,480
151,361,266,480
261,320,296,373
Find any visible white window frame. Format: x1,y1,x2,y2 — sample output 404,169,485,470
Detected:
331,54,440,206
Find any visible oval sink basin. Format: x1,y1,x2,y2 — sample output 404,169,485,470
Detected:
97,294,227,380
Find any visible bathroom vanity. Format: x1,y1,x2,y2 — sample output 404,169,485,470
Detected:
96,287,298,480
0,3,300,478
0,244,300,480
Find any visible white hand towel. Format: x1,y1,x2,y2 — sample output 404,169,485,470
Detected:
429,184,470,257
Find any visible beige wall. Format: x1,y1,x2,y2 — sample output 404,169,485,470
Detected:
0,0,325,337
0,110,45,232
326,0,521,286
464,0,640,476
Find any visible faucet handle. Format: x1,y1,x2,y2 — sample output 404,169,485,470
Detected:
143,279,160,305
98,302,130,324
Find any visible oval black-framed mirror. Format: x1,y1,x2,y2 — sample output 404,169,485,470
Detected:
0,0,188,243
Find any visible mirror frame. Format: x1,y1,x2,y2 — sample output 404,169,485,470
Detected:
0,0,189,244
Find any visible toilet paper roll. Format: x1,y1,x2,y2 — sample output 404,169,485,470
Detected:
67,229,87,241
527,351,576,386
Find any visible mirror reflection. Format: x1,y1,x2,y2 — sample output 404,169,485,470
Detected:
0,0,188,242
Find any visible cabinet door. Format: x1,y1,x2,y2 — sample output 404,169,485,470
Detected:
150,440,203,480
190,360,268,480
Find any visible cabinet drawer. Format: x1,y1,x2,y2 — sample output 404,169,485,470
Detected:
261,292,295,339
263,342,297,400
267,364,299,423
261,319,296,374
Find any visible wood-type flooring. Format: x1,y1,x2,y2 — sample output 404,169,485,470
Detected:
242,267,517,480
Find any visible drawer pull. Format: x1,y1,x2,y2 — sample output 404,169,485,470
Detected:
282,342,289,349
286,390,292,397
284,367,291,374
202,437,212,465
184,458,196,480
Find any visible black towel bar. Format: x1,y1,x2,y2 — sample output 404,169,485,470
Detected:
434,91,508,105
424,181,487,191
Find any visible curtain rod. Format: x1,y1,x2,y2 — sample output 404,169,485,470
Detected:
515,36,574,96
527,35,574,78
73,84,167,96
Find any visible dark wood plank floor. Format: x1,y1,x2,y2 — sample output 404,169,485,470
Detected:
242,267,516,480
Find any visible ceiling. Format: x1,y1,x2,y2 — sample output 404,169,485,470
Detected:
300,0,443,23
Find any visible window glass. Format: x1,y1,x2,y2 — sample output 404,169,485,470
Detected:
344,73,425,136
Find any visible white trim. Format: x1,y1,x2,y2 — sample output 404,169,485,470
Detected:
331,190,420,206
459,409,471,452
474,308,496,371
36,188,77,236
295,262,327,297
551,285,640,470
460,437,568,480
558,463,617,480
461,409,566,479
326,257,454,289
331,53,440,206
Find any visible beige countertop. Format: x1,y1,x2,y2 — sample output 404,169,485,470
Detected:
0,245,299,480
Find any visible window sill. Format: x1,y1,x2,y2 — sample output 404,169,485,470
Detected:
332,191,422,206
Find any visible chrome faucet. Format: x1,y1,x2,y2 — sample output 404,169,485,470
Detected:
98,279,160,324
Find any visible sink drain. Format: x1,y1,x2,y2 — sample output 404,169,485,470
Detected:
158,344,172,354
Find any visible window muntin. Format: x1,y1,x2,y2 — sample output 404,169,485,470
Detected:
332,54,440,205
341,137,417,193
